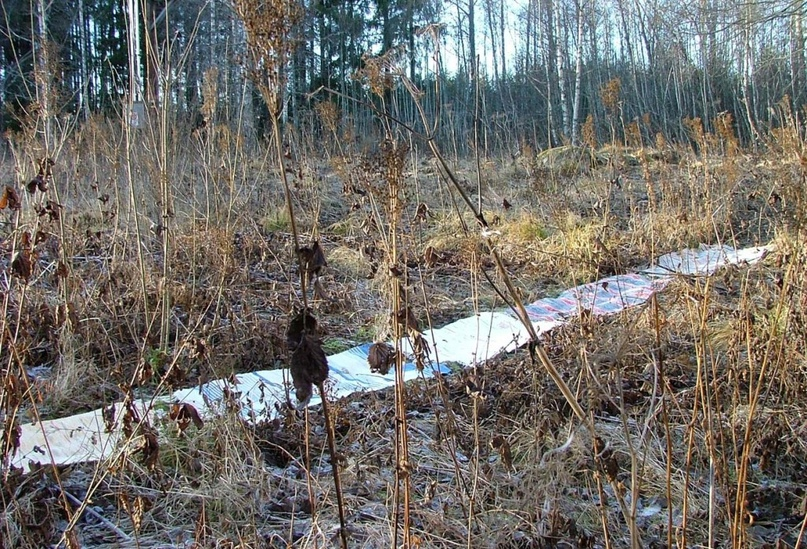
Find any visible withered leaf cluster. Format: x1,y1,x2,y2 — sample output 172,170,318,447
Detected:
411,334,431,371
593,436,619,481
103,403,116,433
393,306,419,333
1,414,21,461
35,200,62,222
141,427,160,469
297,240,327,284
11,231,34,280
286,309,318,347
392,307,431,371
11,250,32,280
423,245,444,268
490,434,514,471
27,175,47,194
189,337,208,360
169,403,204,433
415,202,430,222
120,396,160,469
368,342,396,375
286,310,329,406
26,158,54,194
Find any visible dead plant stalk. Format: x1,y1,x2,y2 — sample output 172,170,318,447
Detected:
233,0,347,545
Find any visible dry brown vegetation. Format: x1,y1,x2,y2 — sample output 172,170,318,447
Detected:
2,88,807,549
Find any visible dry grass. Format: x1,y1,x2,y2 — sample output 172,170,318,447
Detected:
2,104,806,549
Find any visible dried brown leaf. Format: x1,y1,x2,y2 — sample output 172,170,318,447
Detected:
4,373,22,410
312,278,329,301
297,241,327,283
190,337,208,359
286,309,318,349
170,403,204,432
411,332,430,372
290,334,329,406
11,251,32,280
415,202,430,222
141,426,160,469
490,434,514,471
45,200,62,221
1,417,21,460
103,403,116,433
593,436,619,481
393,307,419,333
0,186,21,210
27,176,41,194
424,245,442,268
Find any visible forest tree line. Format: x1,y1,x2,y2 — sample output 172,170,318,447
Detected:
1,0,805,154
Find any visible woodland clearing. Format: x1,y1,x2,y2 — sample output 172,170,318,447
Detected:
2,108,807,549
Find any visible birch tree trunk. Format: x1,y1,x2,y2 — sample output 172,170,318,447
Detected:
500,0,506,78
616,0,638,114
485,0,500,84
36,0,51,143
554,0,570,139
741,4,761,144
77,0,90,119
570,0,584,144
468,0,476,79
542,0,558,145
791,8,805,107
524,0,533,72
